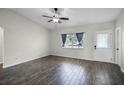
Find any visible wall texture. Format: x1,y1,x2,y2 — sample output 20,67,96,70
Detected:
0,9,50,68
50,22,115,61
116,9,124,71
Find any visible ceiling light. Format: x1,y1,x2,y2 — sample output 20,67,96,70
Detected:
53,18,59,23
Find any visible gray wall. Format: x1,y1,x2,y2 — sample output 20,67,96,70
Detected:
50,21,115,61
0,9,50,67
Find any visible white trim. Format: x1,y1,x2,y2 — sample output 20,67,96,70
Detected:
115,26,122,66
51,54,113,63
0,27,4,64
3,55,49,68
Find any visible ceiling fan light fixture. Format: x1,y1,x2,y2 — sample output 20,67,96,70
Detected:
42,8,69,23
53,18,59,23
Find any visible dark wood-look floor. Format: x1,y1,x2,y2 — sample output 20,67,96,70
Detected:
0,55,124,85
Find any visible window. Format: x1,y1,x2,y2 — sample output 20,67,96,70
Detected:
96,33,109,48
61,32,85,48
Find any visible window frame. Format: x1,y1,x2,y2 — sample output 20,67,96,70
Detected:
61,32,85,49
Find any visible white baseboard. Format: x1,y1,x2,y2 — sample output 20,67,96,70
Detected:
3,55,49,68
51,54,94,61
50,54,113,63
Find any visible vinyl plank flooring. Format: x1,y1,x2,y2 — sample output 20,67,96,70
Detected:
0,55,124,85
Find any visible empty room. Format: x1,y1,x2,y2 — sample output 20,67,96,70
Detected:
0,8,124,85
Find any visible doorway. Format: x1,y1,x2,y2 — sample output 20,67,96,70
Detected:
94,30,113,63
0,27,4,65
115,26,122,66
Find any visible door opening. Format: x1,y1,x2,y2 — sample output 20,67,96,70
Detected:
0,27,4,65
115,26,122,66
94,30,113,63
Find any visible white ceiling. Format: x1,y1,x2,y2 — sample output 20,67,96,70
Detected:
10,8,122,30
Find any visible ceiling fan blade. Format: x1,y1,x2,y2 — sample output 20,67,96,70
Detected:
60,17,69,20
42,15,53,18
48,20,53,22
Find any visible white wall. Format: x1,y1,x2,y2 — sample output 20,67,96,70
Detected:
0,9,50,68
116,9,124,71
50,21,115,61
0,27,3,63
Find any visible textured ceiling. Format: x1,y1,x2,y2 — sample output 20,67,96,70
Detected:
10,8,122,30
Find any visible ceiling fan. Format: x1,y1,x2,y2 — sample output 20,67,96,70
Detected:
42,8,69,23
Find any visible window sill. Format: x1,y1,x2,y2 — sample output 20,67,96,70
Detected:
62,47,84,49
